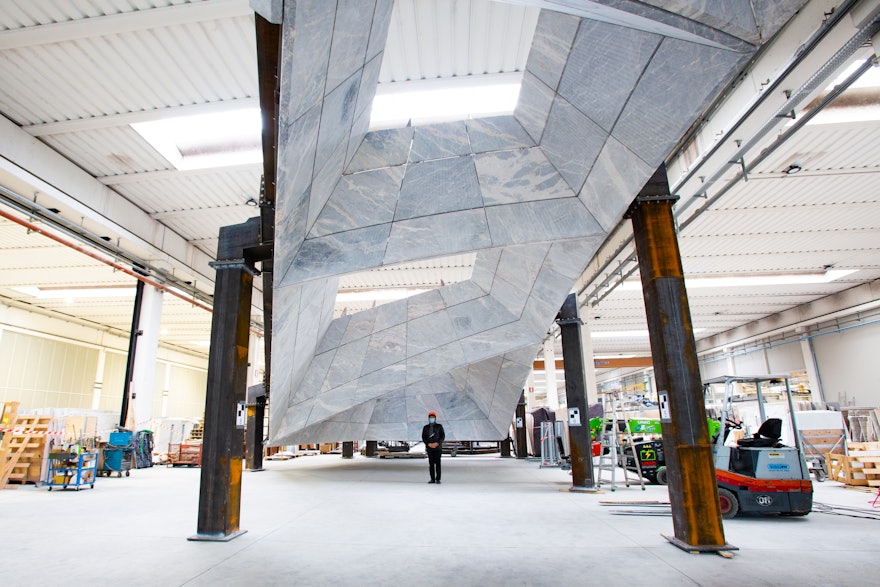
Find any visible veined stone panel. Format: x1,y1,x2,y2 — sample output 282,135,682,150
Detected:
268,0,806,445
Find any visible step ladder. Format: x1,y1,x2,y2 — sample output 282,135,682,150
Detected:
594,391,645,491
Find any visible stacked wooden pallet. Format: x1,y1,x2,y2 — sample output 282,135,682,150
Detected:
1,403,53,488
826,441,880,487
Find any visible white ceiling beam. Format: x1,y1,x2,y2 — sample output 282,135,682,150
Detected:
0,113,216,289
0,0,252,50
98,162,262,185
24,97,258,137
150,205,254,221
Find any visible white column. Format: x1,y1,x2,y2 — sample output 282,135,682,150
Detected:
799,333,824,403
247,332,262,387
132,284,164,431
91,348,106,410
160,362,172,417
543,338,559,410
525,370,536,411
580,305,598,408
724,347,735,374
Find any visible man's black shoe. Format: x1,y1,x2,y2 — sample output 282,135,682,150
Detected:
428,480,435,483
436,480,441,484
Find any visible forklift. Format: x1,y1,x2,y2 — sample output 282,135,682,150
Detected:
706,375,813,519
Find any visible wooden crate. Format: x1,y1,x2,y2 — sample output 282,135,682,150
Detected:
825,442,880,486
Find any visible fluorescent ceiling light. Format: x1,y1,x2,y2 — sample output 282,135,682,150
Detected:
824,58,880,92
592,329,704,338
616,269,856,291
132,108,262,171
13,286,136,299
370,73,522,129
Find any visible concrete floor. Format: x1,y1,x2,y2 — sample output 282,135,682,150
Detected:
2,453,878,586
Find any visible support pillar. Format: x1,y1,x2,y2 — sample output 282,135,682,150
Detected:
342,441,354,458
515,392,527,458
626,165,732,552
132,284,163,431
190,218,260,542
246,383,265,471
119,277,144,428
365,440,378,457
799,331,824,403
91,348,106,410
543,339,559,411
556,294,597,491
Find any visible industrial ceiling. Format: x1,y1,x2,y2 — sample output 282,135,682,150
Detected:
0,0,878,389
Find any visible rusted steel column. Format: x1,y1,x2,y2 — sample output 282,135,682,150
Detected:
515,392,528,458
365,440,378,457
342,441,354,459
190,219,260,542
626,166,731,551
556,294,597,490
245,383,266,471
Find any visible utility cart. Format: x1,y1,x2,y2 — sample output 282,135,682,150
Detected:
100,429,134,477
47,451,97,491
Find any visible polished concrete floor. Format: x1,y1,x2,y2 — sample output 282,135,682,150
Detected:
2,453,879,586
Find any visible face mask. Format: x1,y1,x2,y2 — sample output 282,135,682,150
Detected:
429,417,436,424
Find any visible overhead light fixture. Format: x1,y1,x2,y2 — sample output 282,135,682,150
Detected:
784,163,802,174
132,108,262,171
591,329,705,338
617,269,856,291
245,198,258,207
370,72,522,129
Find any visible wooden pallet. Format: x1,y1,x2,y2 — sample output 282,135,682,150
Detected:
1,403,52,488
826,442,880,487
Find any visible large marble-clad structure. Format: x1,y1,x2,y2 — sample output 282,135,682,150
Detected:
262,0,805,445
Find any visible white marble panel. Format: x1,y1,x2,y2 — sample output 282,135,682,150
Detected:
494,243,550,288
370,391,407,424
315,70,360,175
469,248,502,293
447,296,517,339
374,298,409,331
465,116,535,154
406,310,458,358
406,289,444,321
612,38,745,168
307,380,359,426
457,322,537,366
347,109,370,164
580,135,654,232
326,0,373,93
752,1,808,42
345,127,414,173
475,148,575,206
488,274,528,318
325,337,370,389
366,422,408,440
558,19,660,133
308,139,347,231
514,72,554,144
384,209,492,265
291,349,336,406
543,236,605,280
525,9,580,91
406,393,443,424
278,0,335,123
366,0,394,62
316,314,350,354
355,364,406,404
437,390,487,421
410,121,471,162
310,166,404,237
540,96,608,193
395,156,483,220
405,340,465,384
465,357,504,414
485,198,603,246
285,223,391,284
341,309,377,345
639,0,758,43
355,52,384,119
438,280,485,308
360,322,407,375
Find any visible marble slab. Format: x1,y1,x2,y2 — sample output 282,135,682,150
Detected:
345,127,414,174
395,156,483,220
286,223,391,285
325,0,373,93
409,121,471,163
309,165,404,237
384,209,492,265
485,198,604,246
525,8,580,91
360,323,407,376
475,147,575,206
466,116,535,154
539,96,608,193
514,71,555,144
278,0,335,123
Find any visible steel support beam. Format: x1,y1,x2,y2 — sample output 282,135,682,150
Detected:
342,441,354,459
119,275,144,428
557,294,597,491
365,441,378,457
626,166,732,552
514,393,527,459
245,383,266,471
190,218,260,542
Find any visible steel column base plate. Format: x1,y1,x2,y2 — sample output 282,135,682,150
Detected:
188,529,248,542
662,534,738,553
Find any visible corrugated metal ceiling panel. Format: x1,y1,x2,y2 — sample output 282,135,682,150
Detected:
711,171,880,211
684,202,880,236
155,205,258,241
753,120,880,174
379,0,538,83
41,127,172,177
680,231,879,258
111,168,262,213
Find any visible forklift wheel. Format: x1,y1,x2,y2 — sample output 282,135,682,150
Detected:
125,471,130,477
656,466,668,486
815,470,827,482
718,487,739,519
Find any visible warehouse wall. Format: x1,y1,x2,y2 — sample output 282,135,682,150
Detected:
0,301,208,419
811,319,880,407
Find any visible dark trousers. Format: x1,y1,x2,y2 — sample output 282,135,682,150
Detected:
427,448,442,481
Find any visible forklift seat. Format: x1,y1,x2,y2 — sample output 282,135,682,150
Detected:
737,418,782,448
